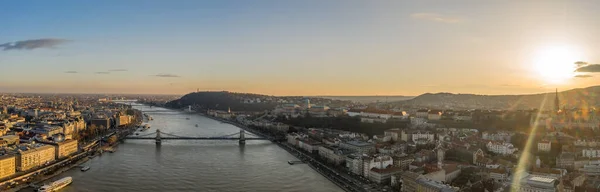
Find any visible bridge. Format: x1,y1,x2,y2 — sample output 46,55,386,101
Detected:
125,129,268,145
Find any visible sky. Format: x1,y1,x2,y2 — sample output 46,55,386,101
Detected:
2,0,600,96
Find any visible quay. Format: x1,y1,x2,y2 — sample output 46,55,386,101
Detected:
196,112,361,192
287,160,305,165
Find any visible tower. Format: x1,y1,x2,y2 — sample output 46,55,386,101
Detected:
554,88,560,113
435,140,445,168
155,129,162,145
305,98,311,109
239,130,246,145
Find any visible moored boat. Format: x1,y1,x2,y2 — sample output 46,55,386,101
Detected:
38,176,72,192
81,166,90,172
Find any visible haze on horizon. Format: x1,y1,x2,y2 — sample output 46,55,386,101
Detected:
2,1,600,96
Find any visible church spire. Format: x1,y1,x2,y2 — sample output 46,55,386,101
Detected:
554,88,560,113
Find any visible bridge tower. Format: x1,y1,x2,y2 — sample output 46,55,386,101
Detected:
155,129,162,145
239,130,246,145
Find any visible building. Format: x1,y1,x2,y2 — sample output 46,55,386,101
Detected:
489,168,508,182
14,144,56,171
416,109,429,119
369,167,403,184
363,155,393,177
482,131,512,142
0,154,15,179
443,164,461,183
393,156,415,170
318,145,346,166
384,128,402,142
427,110,443,120
513,173,559,192
116,115,132,127
90,118,110,129
556,152,575,169
0,135,19,145
538,140,551,152
274,104,300,116
298,139,321,153
582,148,600,158
31,126,63,137
308,105,329,117
486,141,518,155
400,171,422,192
346,154,364,175
416,178,457,192
340,140,375,154
562,173,585,192
580,160,600,176
412,131,435,145
55,139,78,159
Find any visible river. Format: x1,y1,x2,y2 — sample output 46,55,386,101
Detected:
27,104,342,192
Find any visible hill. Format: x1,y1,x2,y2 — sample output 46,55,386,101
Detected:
165,91,278,112
396,86,600,110
313,96,414,104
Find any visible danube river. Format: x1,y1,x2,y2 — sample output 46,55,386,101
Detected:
28,104,342,192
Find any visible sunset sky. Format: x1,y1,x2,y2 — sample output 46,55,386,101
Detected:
2,1,600,96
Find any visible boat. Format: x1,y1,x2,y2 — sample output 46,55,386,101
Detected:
81,166,90,172
143,124,151,129
185,117,190,120
37,176,72,192
195,124,198,127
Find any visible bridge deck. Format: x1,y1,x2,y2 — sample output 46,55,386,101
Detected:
124,137,268,140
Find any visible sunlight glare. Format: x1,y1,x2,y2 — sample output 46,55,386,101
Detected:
533,45,581,84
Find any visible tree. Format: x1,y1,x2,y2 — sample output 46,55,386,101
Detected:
107,135,118,144
86,124,98,138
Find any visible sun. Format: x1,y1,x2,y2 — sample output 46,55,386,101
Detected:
533,45,581,84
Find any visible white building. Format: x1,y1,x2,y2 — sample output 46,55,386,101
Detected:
486,141,518,155
513,173,559,192
538,140,551,152
416,109,429,119
318,145,346,166
363,155,393,177
346,154,364,176
340,140,375,154
427,110,443,120
482,131,512,142
384,128,402,142
412,131,435,144
298,139,321,153
489,168,508,182
582,148,600,158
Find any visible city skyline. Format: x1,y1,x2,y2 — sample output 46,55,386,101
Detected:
3,1,600,96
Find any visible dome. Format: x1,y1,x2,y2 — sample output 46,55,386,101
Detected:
52,134,66,142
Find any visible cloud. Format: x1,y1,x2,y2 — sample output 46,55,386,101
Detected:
575,64,600,72
95,72,110,74
0,38,69,51
108,69,128,72
410,13,462,23
575,74,593,78
153,73,181,78
64,71,78,74
575,61,588,67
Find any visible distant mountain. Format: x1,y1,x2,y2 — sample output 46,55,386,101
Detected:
165,91,277,112
313,96,414,104
396,86,600,110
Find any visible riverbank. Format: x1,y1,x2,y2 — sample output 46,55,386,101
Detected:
196,112,358,192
